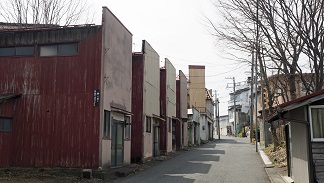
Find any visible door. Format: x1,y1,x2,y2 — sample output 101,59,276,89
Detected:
172,121,176,151
285,124,292,177
194,123,197,145
153,122,160,157
111,120,124,167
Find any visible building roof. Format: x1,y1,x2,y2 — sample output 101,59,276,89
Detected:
0,24,101,33
189,65,205,69
267,89,324,122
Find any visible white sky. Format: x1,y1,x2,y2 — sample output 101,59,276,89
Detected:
1,0,252,115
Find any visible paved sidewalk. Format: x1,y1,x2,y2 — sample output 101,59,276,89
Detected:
259,148,293,183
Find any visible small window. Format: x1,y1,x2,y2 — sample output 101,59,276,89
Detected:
103,110,110,138
146,116,151,133
16,46,34,56
58,43,78,56
125,116,131,139
40,43,78,57
0,47,15,56
310,106,324,141
0,46,34,56
168,117,172,132
0,118,12,133
40,45,57,56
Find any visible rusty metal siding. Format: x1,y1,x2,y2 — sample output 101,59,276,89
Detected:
0,26,102,168
176,80,181,118
160,69,167,152
131,54,144,162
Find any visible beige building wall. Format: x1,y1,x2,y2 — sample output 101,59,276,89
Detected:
143,40,160,158
100,7,132,167
189,65,206,112
165,58,176,152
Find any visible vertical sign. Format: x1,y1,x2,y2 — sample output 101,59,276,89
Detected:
94,89,100,106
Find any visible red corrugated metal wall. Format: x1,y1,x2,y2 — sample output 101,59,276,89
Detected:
176,80,181,119
131,54,144,162
159,69,167,152
0,27,102,168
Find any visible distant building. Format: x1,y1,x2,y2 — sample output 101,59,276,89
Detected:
188,65,214,141
228,78,251,136
187,108,200,145
131,40,162,162
160,58,177,153
176,70,188,149
219,115,230,136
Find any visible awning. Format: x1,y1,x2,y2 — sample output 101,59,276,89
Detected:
0,93,22,103
172,116,181,122
152,114,166,121
111,106,133,115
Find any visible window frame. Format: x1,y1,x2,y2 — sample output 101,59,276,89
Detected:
125,116,131,140
309,105,324,142
39,43,79,57
0,46,35,57
146,116,151,133
0,117,12,133
168,117,172,133
103,110,111,138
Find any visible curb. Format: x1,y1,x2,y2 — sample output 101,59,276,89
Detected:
259,150,286,183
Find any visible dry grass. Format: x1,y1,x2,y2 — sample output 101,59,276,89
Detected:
264,142,287,168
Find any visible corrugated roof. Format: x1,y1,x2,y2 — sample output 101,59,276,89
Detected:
267,89,324,122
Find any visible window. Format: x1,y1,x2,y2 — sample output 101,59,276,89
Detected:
301,82,315,92
0,46,34,56
0,47,15,56
40,43,78,56
168,117,172,132
125,116,131,139
0,118,12,133
16,46,34,56
103,110,110,138
309,106,324,141
146,116,151,133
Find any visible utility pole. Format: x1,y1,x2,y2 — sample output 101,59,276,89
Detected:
217,98,220,140
214,90,220,140
254,52,259,152
250,51,254,143
255,0,260,153
226,77,236,137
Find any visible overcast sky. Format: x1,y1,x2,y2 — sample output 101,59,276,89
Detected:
94,0,253,115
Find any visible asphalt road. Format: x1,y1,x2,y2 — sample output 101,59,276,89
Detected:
117,136,270,183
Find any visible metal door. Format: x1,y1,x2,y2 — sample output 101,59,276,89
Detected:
153,123,160,157
111,120,124,167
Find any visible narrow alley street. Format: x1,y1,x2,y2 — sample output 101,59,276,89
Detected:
117,136,270,183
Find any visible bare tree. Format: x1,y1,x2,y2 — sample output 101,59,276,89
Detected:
208,0,323,150
0,0,92,26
